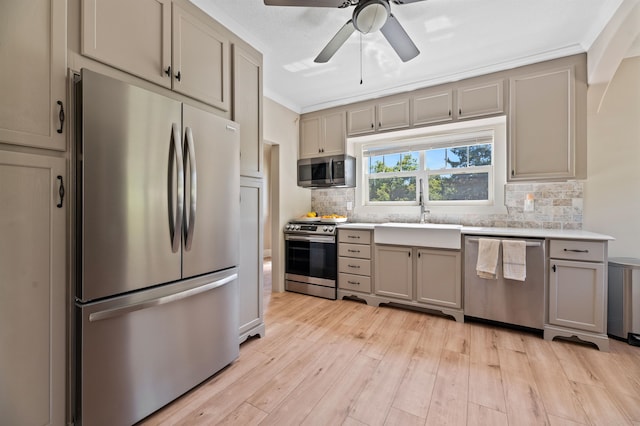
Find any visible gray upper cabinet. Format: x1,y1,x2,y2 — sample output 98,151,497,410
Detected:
412,88,453,126
456,79,504,119
377,98,411,131
346,98,410,136
232,43,263,177
0,0,67,151
347,104,376,136
172,1,229,111
509,56,586,181
300,110,346,158
82,0,230,111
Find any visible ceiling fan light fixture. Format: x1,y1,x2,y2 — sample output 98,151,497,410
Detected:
353,0,390,34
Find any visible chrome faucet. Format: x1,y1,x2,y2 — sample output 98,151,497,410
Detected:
419,178,429,223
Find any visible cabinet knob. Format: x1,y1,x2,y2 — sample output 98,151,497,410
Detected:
164,66,171,77
448,110,451,116
370,123,374,128
552,264,556,272
175,71,181,82
459,108,462,115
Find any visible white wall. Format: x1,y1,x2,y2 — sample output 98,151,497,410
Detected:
263,97,308,291
585,56,640,257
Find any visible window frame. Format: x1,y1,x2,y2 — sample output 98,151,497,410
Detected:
352,116,508,217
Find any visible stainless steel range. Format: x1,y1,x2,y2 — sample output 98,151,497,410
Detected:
284,221,338,300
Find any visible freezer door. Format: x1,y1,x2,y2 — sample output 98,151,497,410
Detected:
182,104,240,278
79,69,183,301
76,269,239,426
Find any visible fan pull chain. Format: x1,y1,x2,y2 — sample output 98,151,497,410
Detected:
360,33,363,85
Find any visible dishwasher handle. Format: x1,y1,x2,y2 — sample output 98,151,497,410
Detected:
466,237,542,247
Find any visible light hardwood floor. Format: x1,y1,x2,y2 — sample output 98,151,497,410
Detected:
142,282,640,425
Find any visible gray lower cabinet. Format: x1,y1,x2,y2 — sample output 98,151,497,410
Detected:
373,244,464,322
416,249,461,309
375,245,413,300
0,150,66,425
338,229,373,294
546,239,608,351
239,177,265,343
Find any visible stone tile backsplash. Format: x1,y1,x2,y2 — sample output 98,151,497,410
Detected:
311,181,584,229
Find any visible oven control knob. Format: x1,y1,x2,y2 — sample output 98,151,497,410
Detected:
328,226,334,232
323,226,328,232
295,225,300,230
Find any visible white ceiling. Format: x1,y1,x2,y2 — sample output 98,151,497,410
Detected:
192,0,625,113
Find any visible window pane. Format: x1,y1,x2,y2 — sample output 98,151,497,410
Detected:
369,176,416,202
426,148,446,170
445,147,466,168
428,173,489,201
369,152,418,174
469,144,492,166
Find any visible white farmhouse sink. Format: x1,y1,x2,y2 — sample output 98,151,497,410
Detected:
374,223,463,249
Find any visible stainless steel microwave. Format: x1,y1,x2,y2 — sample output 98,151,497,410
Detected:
297,155,356,188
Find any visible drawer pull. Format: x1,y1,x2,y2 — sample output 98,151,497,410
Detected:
348,235,360,239
564,248,589,253
347,249,360,253
347,280,360,285
348,264,361,269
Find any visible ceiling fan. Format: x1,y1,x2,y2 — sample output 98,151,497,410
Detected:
263,0,426,63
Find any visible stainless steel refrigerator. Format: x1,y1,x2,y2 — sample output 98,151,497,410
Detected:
74,69,240,426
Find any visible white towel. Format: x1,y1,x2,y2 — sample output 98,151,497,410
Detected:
476,238,500,279
502,239,527,281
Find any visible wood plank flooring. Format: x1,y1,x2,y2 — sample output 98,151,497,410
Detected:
141,288,640,425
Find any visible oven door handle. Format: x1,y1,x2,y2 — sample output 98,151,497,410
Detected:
285,234,335,244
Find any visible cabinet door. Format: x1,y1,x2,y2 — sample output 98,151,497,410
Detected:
375,245,412,300
416,249,461,308
377,98,410,131
509,68,574,180
172,2,230,111
456,79,504,119
82,0,172,88
321,111,346,156
300,116,321,158
413,89,453,126
233,44,263,177
0,151,65,425
239,178,264,339
549,260,605,333
347,104,376,136
0,0,66,150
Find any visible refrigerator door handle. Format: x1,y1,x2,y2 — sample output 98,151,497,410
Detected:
170,123,185,253
184,126,197,251
88,273,237,322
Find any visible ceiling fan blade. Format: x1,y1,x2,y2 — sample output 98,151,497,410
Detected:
314,19,356,63
380,14,419,62
391,0,429,4
264,0,347,7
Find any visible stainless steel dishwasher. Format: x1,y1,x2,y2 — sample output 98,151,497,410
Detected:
464,236,546,329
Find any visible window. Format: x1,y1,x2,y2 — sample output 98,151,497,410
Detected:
363,131,494,205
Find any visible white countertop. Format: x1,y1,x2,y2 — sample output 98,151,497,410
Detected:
338,223,614,241
461,226,614,241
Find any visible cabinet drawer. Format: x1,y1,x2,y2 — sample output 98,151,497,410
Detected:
549,240,605,262
338,229,371,244
339,257,371,276
338,243,371,259
339,273,371,293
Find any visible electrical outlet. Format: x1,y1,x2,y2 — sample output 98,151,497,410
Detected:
346,201,353,211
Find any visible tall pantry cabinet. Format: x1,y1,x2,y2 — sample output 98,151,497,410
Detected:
0,1,67,425
233,40,266,342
